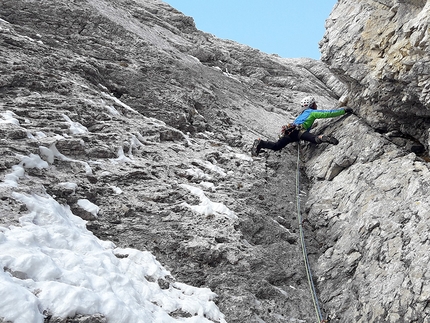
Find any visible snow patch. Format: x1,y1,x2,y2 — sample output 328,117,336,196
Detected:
193,159,227,177
110,185,123,195
179,184,237,220
100,91,139,114
77,199,100,217
0,110,20,125
0,153,49,187
200,181,216,192
62,114,88,134
111,146,132,163
39,143,93,175
0,193,227,323
185,167,213,181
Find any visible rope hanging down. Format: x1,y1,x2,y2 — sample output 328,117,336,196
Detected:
295,144,327,323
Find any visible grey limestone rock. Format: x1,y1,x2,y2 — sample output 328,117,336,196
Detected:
1,0,430,322
321,0,430,152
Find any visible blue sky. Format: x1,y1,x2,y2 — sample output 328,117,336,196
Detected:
162,0,338,59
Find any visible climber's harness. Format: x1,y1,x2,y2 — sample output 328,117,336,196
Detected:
280,123,306,138
280,123,297,137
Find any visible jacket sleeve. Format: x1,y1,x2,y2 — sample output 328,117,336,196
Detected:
311,108,346,119
302,109,345,130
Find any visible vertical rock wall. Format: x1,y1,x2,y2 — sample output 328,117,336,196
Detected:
303,113,430,322
321,0,430,152
308,0,430,321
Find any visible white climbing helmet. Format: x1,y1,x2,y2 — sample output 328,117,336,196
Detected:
300,96,316,108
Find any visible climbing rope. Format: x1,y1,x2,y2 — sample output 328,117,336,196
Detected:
295,144,327,323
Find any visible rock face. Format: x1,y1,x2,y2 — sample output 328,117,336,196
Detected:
303,115,430,322
313,0,430,322
321,0,430,153
0,0,430,323
0,0,344,322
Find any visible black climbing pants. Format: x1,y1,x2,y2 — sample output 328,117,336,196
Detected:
259,130,319,151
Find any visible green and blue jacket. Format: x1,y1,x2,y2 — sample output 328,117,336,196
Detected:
293,108,345,131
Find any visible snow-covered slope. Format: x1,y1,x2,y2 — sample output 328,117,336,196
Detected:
1,191,224,323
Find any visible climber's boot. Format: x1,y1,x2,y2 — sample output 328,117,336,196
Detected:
318,135,339,145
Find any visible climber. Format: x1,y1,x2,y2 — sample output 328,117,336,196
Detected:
251,96,353,157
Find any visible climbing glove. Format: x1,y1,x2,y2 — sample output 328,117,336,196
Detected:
344,107,353,114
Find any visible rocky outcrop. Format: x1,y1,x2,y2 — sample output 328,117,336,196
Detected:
321,0,430,154
302,114,430,322
311,0,430,322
